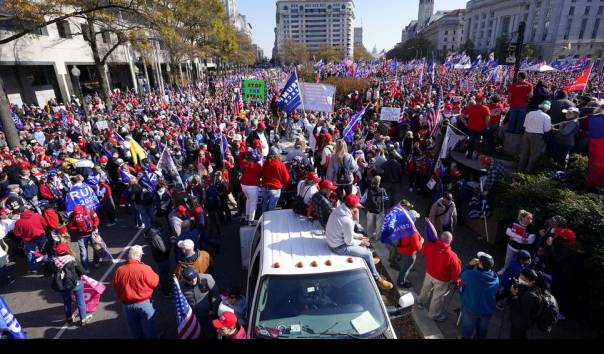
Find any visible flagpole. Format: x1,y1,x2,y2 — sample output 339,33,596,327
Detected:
294,67,307,116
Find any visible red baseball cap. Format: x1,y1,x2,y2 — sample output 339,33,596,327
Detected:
319,179,337,190
176,205,188,215
56,243,70,255
306,172,321,183
344,194,364,209
0,208,10,216
212,311,237,329
257,122,265,130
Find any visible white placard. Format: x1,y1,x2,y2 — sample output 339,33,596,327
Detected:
380,107,401,122
7,93,23,107
96,120,109,130
34,88,56,107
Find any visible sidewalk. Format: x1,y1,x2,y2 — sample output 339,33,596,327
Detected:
372,186,597,339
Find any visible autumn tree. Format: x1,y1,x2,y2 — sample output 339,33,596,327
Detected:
315,44,341,63
279,39,309,65
354,45,373,62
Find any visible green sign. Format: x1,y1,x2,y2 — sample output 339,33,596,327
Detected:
242,80,266,103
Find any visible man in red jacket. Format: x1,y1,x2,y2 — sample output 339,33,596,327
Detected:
68,205,100,273
112,245,159,339
261,147,290,212
417,231,462,322
13,206,48,273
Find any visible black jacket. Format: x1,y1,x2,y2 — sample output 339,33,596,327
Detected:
509,286,542,330
381,159,404,184
145,229,171,263
179,274,220,320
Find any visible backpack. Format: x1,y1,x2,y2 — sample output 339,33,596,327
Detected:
535,290,559,332
51,262,78,292
336,155,352,185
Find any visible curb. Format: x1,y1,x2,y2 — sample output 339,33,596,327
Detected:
374,242,445,340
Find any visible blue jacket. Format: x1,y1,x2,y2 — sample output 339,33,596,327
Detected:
500,258,528,291
460,265,499,316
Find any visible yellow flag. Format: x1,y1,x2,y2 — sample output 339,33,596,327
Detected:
129,138,146,166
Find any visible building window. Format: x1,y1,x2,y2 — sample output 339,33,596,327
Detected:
444,37,447,42
56,20,72,39
564,19,573,39
569,6,575,15
599,6,604,15
585,6,591,15
579,18,588,39
501,16,511,34
593,18,601,38
542,21,550,41
445,30,448,35
32,25,49,36
81,23,91,41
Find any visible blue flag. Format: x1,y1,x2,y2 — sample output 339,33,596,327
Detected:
65,184,100,212
343,108,366,143
277,71,302,114
380,205,418,244
424,217,439,242
140,165,158,193
10,111,23,130
0,295,26,339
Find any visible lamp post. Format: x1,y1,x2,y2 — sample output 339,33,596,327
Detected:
70,65,88,120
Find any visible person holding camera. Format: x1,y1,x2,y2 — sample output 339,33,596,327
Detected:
509,268,548,339
460,252,499,339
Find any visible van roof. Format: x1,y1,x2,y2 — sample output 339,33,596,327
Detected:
260,209,366,276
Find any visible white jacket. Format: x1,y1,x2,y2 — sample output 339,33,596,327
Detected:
325,204,361,249
0,218,17,258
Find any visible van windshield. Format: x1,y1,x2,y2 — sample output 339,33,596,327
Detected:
252,270,387,339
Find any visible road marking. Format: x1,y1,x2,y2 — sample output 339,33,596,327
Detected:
53,228,145,339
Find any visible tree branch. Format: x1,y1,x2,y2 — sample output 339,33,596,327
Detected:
101,39,126,64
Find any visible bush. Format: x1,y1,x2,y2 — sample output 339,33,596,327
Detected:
323,77,369,98
495,168,604,334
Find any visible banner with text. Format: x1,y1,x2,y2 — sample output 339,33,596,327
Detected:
242,80,266,103
380,107,401,122
278,82,336,113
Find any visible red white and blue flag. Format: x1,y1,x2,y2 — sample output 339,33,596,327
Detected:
427,89,443,137
564,63,594,92
587,114,604,188
173,277,201,339
380,205,419,244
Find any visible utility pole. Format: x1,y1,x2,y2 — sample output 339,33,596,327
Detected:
508,21,526,83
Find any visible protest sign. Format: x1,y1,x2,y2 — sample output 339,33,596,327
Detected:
242,80,266,102
380,107,401,122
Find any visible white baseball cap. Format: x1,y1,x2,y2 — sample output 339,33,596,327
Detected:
177,239,195,250
562,107,580,114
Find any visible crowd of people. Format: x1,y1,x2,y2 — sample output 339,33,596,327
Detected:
0,57,602,339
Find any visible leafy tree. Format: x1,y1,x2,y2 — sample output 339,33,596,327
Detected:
279,39,309,65
493,35,510,63
386,36,435,61
459,39,478,59
315,44,341,63
354,45,373,62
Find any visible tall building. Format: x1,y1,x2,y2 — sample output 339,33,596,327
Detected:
418,0,435,30
463,0,604,64
275,0,356,59
419,10,465,57
223,0,238,22
354,27,363,47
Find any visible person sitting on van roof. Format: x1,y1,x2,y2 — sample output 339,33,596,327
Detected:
310,179,337,228
325,194,393,290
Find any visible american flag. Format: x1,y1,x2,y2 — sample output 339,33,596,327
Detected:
427,89,444,138
173,277,201,339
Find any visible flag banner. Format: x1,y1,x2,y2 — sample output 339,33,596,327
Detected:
157,147,184,188
277,71,302,114
173,277,201,339
140,165,158,193
241,80,266,103
380,205,419,245
428,89,444,137
65,184,100,212
439,126,467,159
0,295,27,339
380,107,401,122
277,82,336,113
564,63,594,92
129,138,147,166
587,114,604,188
424,218,439,242
71,275,106,314
343,108,366,143
11,111,24,130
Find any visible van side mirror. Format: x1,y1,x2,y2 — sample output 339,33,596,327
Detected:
387,293,415,320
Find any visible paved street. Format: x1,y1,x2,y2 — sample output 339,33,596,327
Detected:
0,210,244,339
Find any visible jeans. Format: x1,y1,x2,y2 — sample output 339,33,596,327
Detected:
241,185,259,222
78,235,100,272
506,107,528,134
331,244,379,279
461,307,492,339
365,212,385,241
263,188,281,212
397,254,416,286
61,281,86,320
123,300,157,339
23,236,47,272
136,204,155,229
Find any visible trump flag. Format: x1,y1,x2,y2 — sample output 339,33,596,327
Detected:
564,63,594,92
380,205,419,245
587,114,604,188
71,275,106,314
0,295,26,339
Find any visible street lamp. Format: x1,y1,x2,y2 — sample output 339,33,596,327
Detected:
70,65,88,119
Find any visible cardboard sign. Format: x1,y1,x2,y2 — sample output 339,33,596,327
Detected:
95,120,109,130
380,107,401,122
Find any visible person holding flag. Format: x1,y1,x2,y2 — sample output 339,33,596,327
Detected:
276,71,302,114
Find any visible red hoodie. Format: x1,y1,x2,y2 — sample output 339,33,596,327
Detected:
38,183,54,201
68,205,100,238
261,159,290,190
398,233,423,257
421,240,462,284
42,208,61,231
13,210,48,242
239,157,262,186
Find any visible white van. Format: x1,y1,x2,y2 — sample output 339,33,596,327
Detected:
241,209,414,339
